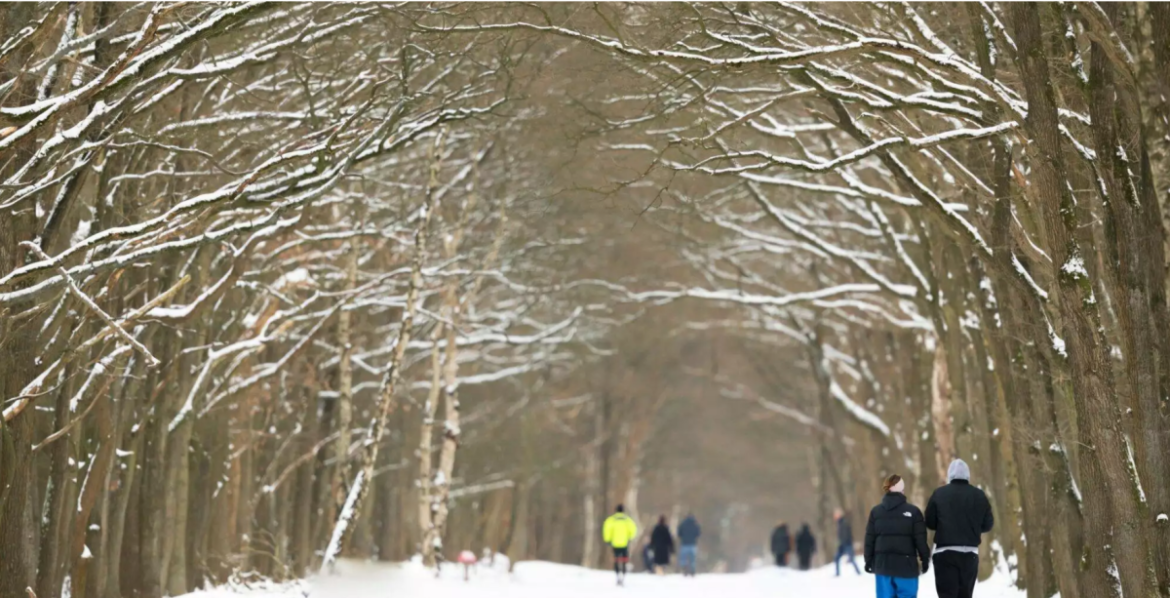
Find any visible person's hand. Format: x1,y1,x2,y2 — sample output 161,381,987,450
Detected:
864,564,874,574
921,561,930,575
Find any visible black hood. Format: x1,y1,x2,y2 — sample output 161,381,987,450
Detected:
880,492,907,511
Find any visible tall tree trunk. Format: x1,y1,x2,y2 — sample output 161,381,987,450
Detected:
507,479,532,565
103,425,143,598
1033,343,1084,598
597,391,611,569
929,343,955,485
1081,10,1170,593
320,130,444,569
0,10,43,587
1011,6,1157,596
417,338,443,565
581,406,599,568
323,238,359,555
429,297,463,560
70,371,120,598
163,316,211,597
38,363,80,598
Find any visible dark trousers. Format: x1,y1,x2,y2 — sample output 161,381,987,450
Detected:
932,551,978,598
797,552,812,570
774,553,788,567
613,547,629,577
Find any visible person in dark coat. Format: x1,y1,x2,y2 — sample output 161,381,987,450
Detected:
926,459,994,598
795,524,816,570
865,474,930,598
770,522,791,566
650,515,674,575
676,513,701,576
835,508,862,576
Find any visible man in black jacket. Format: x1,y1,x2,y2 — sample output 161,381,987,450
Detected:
926,459,994,598
864,479,931,598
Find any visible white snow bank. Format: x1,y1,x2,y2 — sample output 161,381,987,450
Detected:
177,576,307,598
176,555,1030,598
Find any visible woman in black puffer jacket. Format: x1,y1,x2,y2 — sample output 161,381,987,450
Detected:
864,474,930,598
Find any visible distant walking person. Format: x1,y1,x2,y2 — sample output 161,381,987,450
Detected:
603,504,638,586
650,515,675,575
795,523,817,570
926,459,993,598
864,474,930,598
677,513,701,576
770,521,791,566
835,508,862,576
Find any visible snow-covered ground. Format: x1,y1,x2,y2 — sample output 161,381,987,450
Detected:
181,555,1027,598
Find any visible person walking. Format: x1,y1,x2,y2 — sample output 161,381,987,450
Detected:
770,521,791,567
649,515,675,575
676,513,701,576
835,508,862,576
603,504,638,586
864,474,930,598
795,523,817,570
926,459,993,598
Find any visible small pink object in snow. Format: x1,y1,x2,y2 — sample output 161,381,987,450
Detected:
458,550,477,565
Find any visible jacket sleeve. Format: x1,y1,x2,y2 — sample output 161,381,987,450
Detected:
627,518,638,542
603,517,613,544
924,491,938,531
864,510,876,566
981,491,995,533
914,510,931,566
695,523,701,540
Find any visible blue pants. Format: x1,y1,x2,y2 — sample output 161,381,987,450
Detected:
679,545,697,573
836,543,861,575
875,575,918,598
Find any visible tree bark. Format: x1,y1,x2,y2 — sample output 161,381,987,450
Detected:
37,361,80,598
1011,6,1157,596
417,338,443,565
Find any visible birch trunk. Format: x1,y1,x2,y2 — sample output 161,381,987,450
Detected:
423,180,506,566
428,314,462,559
417,338,443,565
320,130,444,571
325,237,360,545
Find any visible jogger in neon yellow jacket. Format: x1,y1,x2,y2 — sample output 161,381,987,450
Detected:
603,504,638,585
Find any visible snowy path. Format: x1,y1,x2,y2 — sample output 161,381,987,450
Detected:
190,558,1027,598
